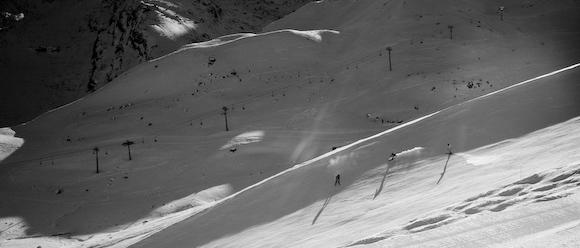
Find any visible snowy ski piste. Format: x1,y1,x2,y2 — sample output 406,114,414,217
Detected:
2,0,580,247
130,63,580,248
202,61,580,210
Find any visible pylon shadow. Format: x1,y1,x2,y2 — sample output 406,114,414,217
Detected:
312,194,333,225
373,163,391,199
436,154,452,184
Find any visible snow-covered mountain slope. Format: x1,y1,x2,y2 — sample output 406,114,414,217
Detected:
0,0,579,247
0,0,310,126
131,66,580,248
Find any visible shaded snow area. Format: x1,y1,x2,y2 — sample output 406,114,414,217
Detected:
0,0,311,126
1,0,580,247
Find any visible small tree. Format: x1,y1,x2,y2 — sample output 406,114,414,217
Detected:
386,46,393,71
122,140,135,160
93,147,100,173
222,106,229,131
448,25,454,40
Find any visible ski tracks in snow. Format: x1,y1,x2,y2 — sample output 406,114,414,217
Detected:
345,164,580,247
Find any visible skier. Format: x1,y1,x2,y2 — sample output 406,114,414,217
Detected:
334,174,341,186
388,152,397,161
446,144,453,155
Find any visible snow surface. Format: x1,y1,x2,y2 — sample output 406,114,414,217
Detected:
0,0,311,126
129,63,580,248
1,0,580,247
0,128,23,161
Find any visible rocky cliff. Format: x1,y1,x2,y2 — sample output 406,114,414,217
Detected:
0,0,310,126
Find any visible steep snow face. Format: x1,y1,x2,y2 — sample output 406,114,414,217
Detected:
130,65,580,248
0,0,579,247
0,0,311,126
